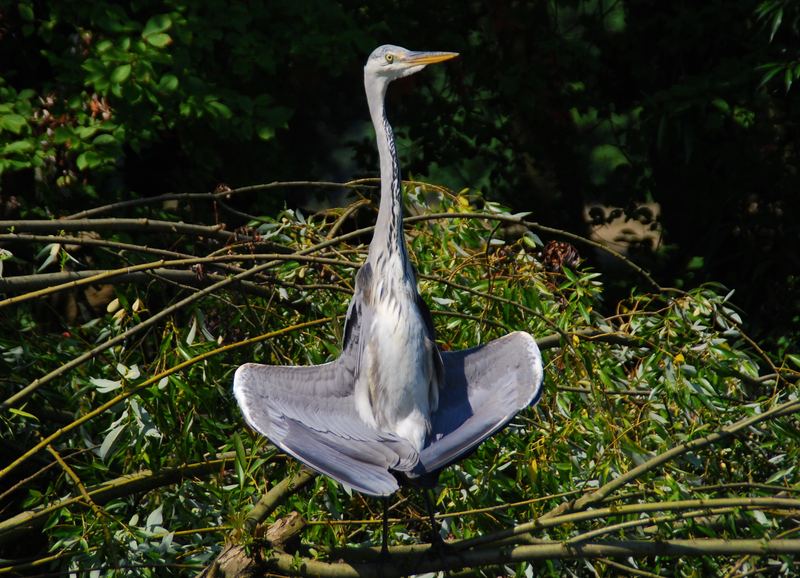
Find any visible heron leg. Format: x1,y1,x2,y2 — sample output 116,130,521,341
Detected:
381,496,390,556
423,489,445,549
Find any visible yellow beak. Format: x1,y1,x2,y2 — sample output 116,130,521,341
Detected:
403,51,459,65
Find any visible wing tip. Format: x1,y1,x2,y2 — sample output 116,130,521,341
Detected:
505,331,545,408
232,363,252,408
232,362,405,497
288,443,402,496
232,363,275,439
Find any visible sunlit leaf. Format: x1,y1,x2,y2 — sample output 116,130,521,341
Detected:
91,377,122,393
145,32,172,48
110,63,132,84
99,424,125,459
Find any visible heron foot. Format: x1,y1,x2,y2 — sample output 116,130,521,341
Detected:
428,529,449,552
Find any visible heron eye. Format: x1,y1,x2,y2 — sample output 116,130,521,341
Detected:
385,53,394,64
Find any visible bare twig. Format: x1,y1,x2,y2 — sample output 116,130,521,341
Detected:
326,199,372,240
62,180,372,220
0,232,196,260
0,253,357,306
0,268,275,298
0,217,253,242
0,452,235,545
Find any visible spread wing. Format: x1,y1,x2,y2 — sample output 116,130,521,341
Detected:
414,331,544,476
233,356,419,498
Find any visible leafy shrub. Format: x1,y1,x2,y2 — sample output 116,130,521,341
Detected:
1,182,798,576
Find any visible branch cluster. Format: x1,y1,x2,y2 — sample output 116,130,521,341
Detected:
1,180,799,578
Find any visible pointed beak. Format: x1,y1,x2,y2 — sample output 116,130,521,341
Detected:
403,51,459,66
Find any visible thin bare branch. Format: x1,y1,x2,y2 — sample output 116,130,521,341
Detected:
0,452,235,546
0,217,253,242
0,253,357,306
0,268,275,298
62,180,373,220
0,232,196,260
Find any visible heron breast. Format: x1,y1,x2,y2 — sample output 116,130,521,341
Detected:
364,288,432,448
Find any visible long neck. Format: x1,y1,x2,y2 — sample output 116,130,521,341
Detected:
365,73,408,266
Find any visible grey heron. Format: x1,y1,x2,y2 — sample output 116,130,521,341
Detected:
233,44,543,510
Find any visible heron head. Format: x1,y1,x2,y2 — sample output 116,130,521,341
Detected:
365,45,458,82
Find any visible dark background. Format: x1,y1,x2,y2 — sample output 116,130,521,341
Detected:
1,0,798,349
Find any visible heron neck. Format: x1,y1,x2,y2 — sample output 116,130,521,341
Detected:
366,76,408,266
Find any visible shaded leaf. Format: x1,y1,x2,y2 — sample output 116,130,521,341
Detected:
0,114,28,134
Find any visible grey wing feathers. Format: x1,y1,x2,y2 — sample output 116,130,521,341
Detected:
416,292,444,385
415,331,544,476
233,359,418,496
341,264,374,379
342,263,373,352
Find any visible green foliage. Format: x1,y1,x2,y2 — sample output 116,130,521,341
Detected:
3,0,798,350
1,183,798,576
1,0,349,201
1,0,800,574
756,0,800,90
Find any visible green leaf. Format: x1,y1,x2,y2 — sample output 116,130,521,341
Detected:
145,32,172,48
96,39,114,53
0,158,29,172
76,153,89,171
0,114,28,134
687,256,705,270
257,126,276,141
145,505,163,529
207,100,232,119
76,151,104,170
158,74,179,92
18,2,34,22
111,63,132,84
75,125,99,139
758,64,784,88
233,432,247,489
765,465,795,484
711,98,730,114
2,140,33,154
142,14,172,38
92,134,117,146
588,143,629,185
99,424,125,460
9,407,38,420
90,377,122,393
769,7,783,42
